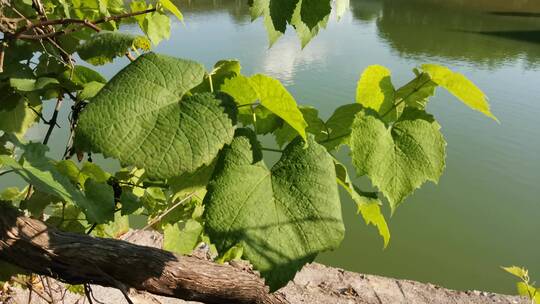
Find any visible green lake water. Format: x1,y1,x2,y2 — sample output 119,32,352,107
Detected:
2,0,540,295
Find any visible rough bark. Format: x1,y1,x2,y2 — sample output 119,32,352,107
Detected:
0,204,287,304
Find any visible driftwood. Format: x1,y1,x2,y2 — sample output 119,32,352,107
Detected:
0,204,286,304
0,203,527,304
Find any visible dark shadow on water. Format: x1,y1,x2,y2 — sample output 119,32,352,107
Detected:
489,11,540,18
462,30,540,45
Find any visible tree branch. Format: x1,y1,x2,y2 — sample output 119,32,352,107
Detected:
0,204,288,304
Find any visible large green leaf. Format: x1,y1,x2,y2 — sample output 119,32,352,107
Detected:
205,130,344,290
78,31,151,65
350,108,446,211
290,0,329,47
0,143,114,223
356,65,396,120
334,161,389,247
76,53,236,179
142,11,171,45
221,74,307,141
421,64,497,121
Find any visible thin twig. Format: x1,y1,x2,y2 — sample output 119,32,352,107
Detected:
0,170,15,177
43,97,63,145
12,9,155,38
261,147,283,153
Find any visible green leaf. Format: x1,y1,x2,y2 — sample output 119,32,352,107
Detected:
0,143,113,223
78,81,105,100
356,65,396,120
517,282,540,302
221,75,258,106
205,130,344,290
321,103,362,151
274,106,325,147
193,60,241,93
78,31,151,65
421,64,498,121
143,11,171,45
159,0,183,21
0,95,41,138
163,219,203,255
83,179,115,222
76,53,236,179
335,0,350,20
290,0,329,47
24,190,61,217
222,74,307,141
120,190,142,215
216,244,244,264
238,105,283,135
502,266,528,280
334,161,389,247
395,72,437,109
350,108,446,211
300,0,331,30
93,212,130,238
269,0,299,32
10,77,60,92
60,65,107,90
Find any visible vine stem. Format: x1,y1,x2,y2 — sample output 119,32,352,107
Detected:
11,9,156,39
43,97,63,146
261,147,283,153
125,191,197,241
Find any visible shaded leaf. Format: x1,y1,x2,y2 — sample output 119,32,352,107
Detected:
78,31,151,65
205,130,344,290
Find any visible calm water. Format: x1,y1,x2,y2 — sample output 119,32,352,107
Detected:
3,0,540,294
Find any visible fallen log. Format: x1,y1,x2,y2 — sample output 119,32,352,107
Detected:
0,203,286,304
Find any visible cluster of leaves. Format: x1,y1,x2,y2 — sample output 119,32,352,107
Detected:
249,0,350,47
0,0,496,293
503,266,539,303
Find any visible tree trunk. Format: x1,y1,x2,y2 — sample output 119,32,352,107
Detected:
0,203,287,304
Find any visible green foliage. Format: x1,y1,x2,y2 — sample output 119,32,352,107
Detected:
204,131,344,290
503,266,540,303
78,31,151,65
0,0,497,293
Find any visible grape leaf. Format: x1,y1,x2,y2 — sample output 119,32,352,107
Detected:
395,72,437,109
205,130,344,290
356,65,396,121
159,0,183,21
163,219,203,255
269,0,299,32
274,106,325,147
350,108,446,211
321,103,362,151
78,31,151,65
502,266,528,280
75,53,236,179
300,0,331,30
334,161,389,247
0,94,41,137
421,64,498,121
0,143,114,223
143,11,171,45
221,74,307,141
290,0,329,47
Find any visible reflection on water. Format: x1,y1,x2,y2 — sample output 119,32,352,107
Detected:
354,0,540,67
